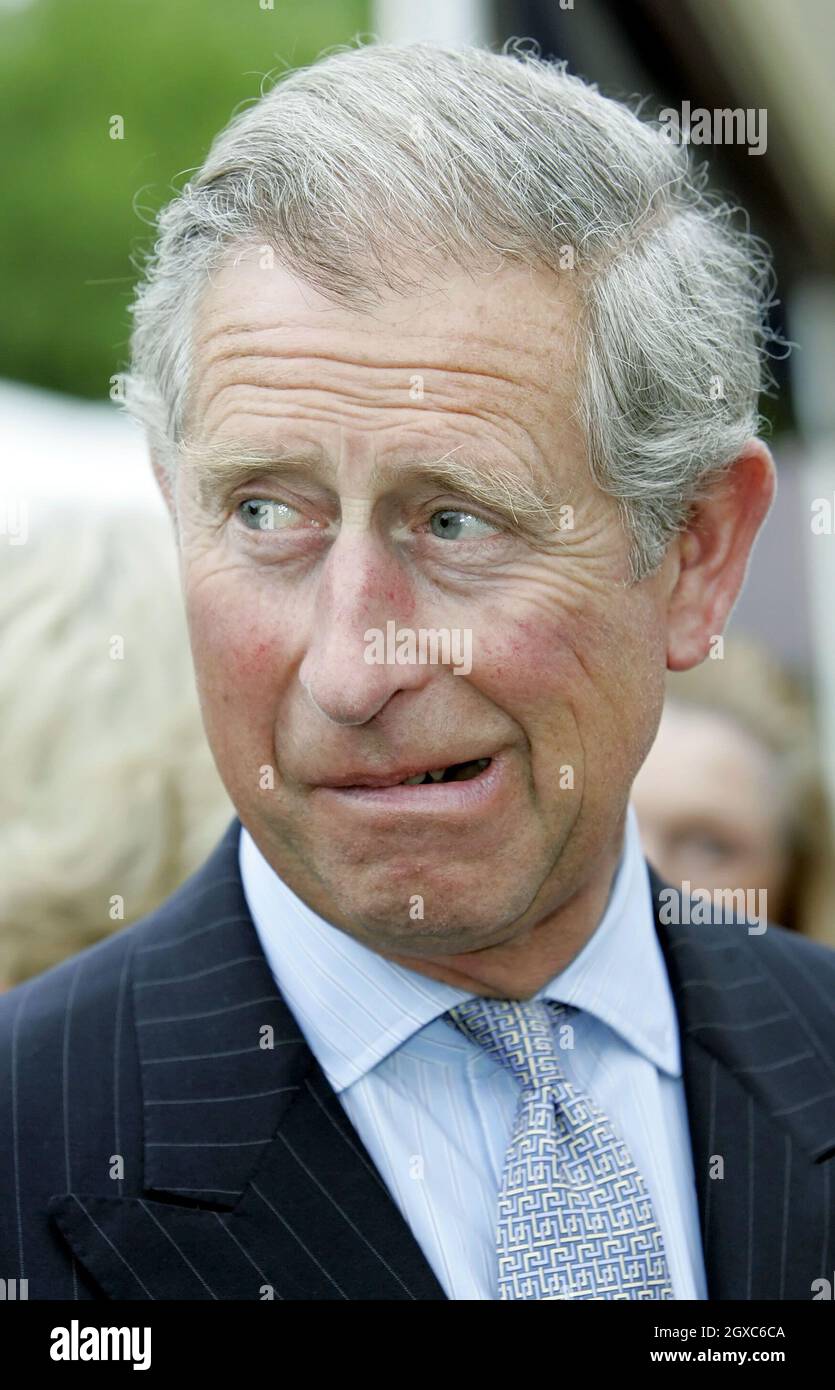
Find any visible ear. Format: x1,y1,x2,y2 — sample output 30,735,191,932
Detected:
665,439,776,671
150,448,177,520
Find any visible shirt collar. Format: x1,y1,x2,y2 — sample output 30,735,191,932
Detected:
533,805,681,1077
239,803,680,1093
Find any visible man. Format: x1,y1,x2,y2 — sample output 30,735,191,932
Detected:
2,41,833,1302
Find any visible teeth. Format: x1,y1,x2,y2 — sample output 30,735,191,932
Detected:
400,758,491,786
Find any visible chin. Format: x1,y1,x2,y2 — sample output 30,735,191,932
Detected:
332,870,539,957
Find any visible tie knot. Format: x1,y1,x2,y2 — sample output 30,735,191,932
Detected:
445,996,571,1091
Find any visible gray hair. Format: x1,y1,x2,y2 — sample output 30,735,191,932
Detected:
122,39,780,578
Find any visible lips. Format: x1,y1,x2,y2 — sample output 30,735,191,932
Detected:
317,756,493,790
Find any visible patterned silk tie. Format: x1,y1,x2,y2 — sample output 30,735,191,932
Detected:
445,996,675,1300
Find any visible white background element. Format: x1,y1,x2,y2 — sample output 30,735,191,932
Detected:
0,379,163,512
371,0,492,46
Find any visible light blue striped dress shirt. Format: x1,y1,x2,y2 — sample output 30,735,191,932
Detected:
239,804,708,1300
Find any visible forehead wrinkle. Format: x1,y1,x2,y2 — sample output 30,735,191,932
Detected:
195,350,530,408
187,358,515,442
193,303,549,390
188,322,556,441
194,302,544,369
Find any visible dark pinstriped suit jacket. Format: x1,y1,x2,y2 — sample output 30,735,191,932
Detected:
1,817,834,1300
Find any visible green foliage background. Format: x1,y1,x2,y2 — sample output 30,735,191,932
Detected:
0,0,369,400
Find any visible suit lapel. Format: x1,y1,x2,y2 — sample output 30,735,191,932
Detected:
49,820,445,1300
651,867,835,1300
49,831,833,1301
49,1059,444,1300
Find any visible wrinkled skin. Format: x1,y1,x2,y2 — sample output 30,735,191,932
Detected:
158,250,775,997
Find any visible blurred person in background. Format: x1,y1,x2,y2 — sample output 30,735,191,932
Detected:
0,503,232,988
632,638,835,947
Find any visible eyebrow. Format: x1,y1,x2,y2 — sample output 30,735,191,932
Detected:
177,437,566,536
178,439,326,504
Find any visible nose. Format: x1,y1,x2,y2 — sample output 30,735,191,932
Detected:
298,534,433,726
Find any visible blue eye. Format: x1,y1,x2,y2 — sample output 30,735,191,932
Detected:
429,509,498,540
238,499,298,530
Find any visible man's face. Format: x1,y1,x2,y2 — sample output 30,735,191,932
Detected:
174,252,672,957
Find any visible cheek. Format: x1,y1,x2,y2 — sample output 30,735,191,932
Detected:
472,602,616,708
473,596,666,778
185,578,293,734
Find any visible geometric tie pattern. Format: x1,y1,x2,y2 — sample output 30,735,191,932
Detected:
444,996,675,1300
